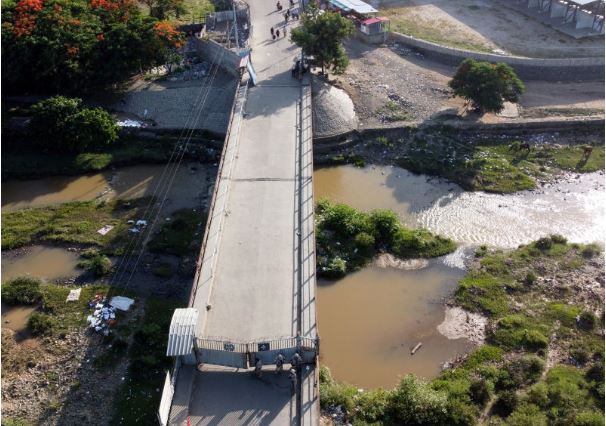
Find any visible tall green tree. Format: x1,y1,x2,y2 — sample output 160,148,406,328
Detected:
449,59,525,113
1,0,184,93
139,0,186,19
290,7,354,75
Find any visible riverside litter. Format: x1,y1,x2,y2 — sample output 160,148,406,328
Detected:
86,294,135,335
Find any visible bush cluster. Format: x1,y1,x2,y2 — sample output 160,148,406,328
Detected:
1,276,43,305
29,96,119,153
315,199,456,278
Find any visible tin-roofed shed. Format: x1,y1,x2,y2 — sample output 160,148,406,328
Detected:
167,308,198,364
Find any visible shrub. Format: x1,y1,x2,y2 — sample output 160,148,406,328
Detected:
573,411,605,426
27,312,54,336
585,363,604,383
354,232,375,257
470,379,492,405
369,209,400,246
550,234,567,244
534,237,553,251
355,388,390,423
501,356,545,388
491,315,548,351
581,244,601,258
29,96,118,153
1,277,44,305
523,271,537,286
79,254,112,277
570,348,590,365
578,311,597,331
152,262,174,278
323,257,347,279
388,375,449,425
493,390,518,417
505,404,547,426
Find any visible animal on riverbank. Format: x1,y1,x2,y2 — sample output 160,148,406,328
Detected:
508,141,531,153
582,145,593,159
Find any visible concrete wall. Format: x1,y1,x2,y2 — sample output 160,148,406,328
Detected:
192,37,243,77
388,31,605,81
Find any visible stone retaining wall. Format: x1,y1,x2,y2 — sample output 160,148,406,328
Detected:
389,32,605,82
191,37,243,77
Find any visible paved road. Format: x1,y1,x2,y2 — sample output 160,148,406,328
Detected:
180,0,319,423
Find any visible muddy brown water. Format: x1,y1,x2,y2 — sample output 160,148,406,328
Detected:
2,246,80,282
1,163,211,212
314,164,604,387
318,261,471,389
314,165,605,248
1,302,37,333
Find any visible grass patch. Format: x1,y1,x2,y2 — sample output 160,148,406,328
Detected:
110,298,181,425
148,208,206,256
396,137,605,193
1,198,149,253
376,100,411,123
1,277,43,305
316,199,455,278
152,262,174,278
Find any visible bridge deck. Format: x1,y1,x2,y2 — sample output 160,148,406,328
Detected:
176,0,318,421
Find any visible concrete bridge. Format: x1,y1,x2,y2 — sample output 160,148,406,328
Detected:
158,0,318,423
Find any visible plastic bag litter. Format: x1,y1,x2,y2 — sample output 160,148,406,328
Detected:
66,288,81,302
110,296,135,311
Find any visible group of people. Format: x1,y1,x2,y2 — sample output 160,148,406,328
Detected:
270,26,285,39
291,59,308,79
253,351,303,395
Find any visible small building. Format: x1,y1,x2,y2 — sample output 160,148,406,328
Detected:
324,0,390,43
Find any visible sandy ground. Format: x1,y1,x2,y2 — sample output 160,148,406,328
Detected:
437,306,487,345
373,253,429,270
377,0,604,58
332,38,604,130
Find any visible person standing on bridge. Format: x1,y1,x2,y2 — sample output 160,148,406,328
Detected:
270,26,274,39
254,358,263,378
290,351,302,370
289,368,297,395
275,353,285,374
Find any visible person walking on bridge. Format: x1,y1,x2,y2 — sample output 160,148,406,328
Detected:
289,368,298,395
254,357,263,378
270,26,274,39
275,353,285,374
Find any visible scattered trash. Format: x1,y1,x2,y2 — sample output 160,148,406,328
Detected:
66,288,82,302
86,294,118,335
411,342,423,355
127,220,135,225
135,220,148,227
97,225,114,236
110,296,135,311
128,228,141,234
117,119,146,128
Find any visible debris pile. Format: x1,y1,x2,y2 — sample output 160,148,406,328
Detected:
86,294,117,336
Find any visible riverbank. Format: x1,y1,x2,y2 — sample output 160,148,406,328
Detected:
320,237,605,425
0,278,180,425
316,128,605,193
1,135,221,180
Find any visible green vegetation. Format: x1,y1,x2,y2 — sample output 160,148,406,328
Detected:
320,237,604,425
316,199,455,278
1,0,183,93
376,100,410,122
110,298,181,424
1,276,43,305
396,135,605,193
1,136,198,180
78,253,113,277
1,198,149,253
29,96,118,153
148,208,206,256
290,6,354,75
449,59,525,113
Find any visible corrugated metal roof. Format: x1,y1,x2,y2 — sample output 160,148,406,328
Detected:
328,0,377,14
167,308,199,356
